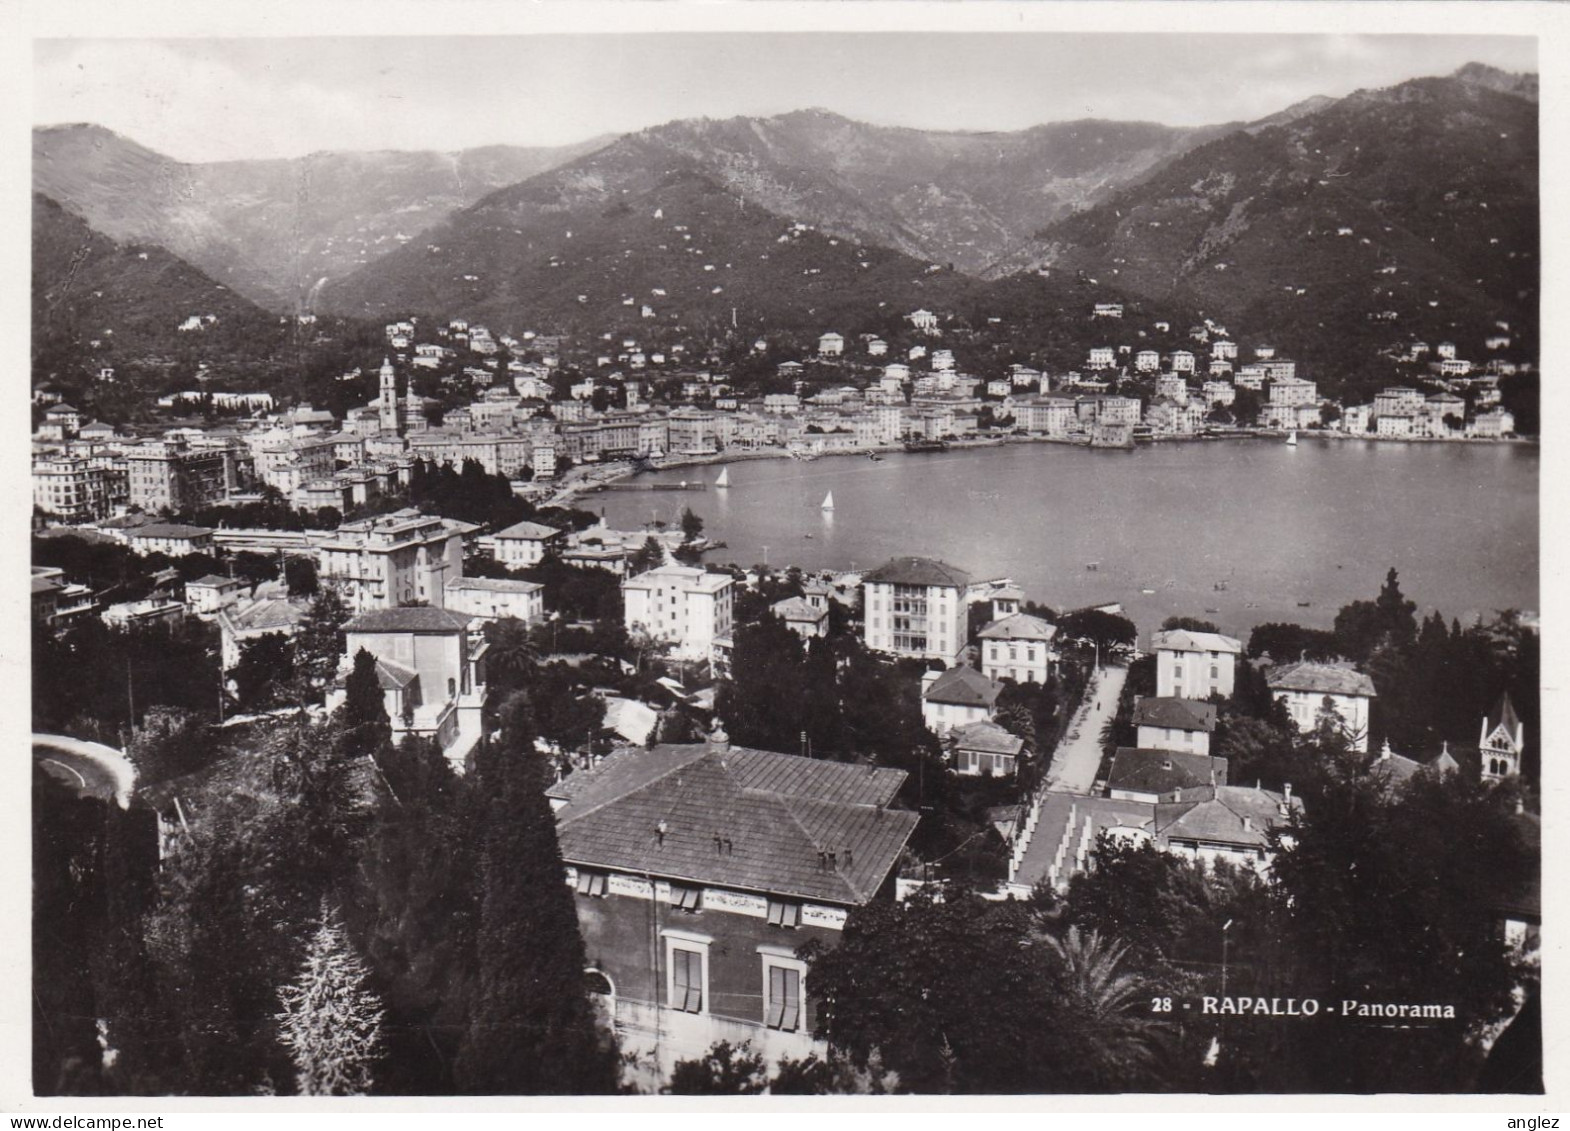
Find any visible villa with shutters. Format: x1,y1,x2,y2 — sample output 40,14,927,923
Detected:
547,725,918,1090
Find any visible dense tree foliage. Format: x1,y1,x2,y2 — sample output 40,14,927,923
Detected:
454,717,619,1094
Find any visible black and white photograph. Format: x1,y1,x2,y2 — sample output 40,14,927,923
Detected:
16,1,1554,1108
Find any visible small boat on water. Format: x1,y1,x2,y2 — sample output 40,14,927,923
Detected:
1297,600,1313,608
869,453,884,462
1086,561,1100,572
1140,588,1156,595
1286,430,1299,446
715,467,730,488
822,491,835,511
1204,607,1220,614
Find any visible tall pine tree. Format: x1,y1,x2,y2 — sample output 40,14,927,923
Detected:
453,708,619,1094
275,900,385,1096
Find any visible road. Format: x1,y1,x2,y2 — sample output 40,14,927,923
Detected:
1042,665,1127,796
33,735,136,807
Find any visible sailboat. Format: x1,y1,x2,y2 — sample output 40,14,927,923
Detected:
1286,430,1299,446
715,467,730,488
821,491,835,512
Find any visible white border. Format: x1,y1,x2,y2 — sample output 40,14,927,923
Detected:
2,0,1564,1119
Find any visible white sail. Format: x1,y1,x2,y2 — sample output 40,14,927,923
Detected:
715,467,730,487
1286,430,1299,446
822,491,835,511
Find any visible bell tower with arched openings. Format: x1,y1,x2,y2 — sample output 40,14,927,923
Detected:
1480,692,1524,781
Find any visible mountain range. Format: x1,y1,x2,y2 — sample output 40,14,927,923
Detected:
1001,62,1539,367
33,124,609,310
34,62,1538,394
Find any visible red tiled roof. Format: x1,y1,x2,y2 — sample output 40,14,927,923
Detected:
978,613,1058,642
1108,748,1227,795
925,665,1004,708
552,743,917,905
863,556,971,589
1133,697,1218,733
344,606,472,633
1267,661,1376,698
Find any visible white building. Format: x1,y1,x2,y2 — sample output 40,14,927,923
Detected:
1267,660,1376,753
1170,351,1196,374
444,576,545,623
480,520,563,568
328,606,489,770
622,564,735,663
1152,629,1242,699
316,508,468,612
978,613,1058,684
921,665,1004,734
1133,697,1218,756
771,596,828,639
862,557,970,663
817,333,845,356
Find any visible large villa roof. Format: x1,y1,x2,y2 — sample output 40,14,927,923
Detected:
863,556,971,589
549,739,918,905
1267,660,1377,698
1151,629,1242,655
344,606,473,634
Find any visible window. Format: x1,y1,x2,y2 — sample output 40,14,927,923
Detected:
575,870,608,897
671,948,704,1013
766,965,803,1031
760,950,807,1031
766,899,801,928
664,930,711,1014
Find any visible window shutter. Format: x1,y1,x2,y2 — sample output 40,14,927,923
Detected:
576,871,593,895
672,948,702,1013
780,967,802,1031
767,900,783,927
783,902,800,928
766,966,786,1028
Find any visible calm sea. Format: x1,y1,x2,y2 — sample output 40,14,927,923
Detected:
589,438,1539,644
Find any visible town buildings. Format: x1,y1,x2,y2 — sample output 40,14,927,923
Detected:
921,665,1004,733
1152,628,1242,699
479,520,563,568
977,613,1058,684
862,557,971,663
317,509,468,612
622,563,735,663
1267,660,1377,752
1133,697,1218,755
327,605,489,768
443,576,545,623
949,719,1025,777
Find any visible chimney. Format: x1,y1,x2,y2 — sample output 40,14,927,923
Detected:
708,720,730,755
1380,738,1393,761
656,819,668,846
1242,816,1253,832
1284,782,1293,806
1163,758,1173,771
1170,789,1182,803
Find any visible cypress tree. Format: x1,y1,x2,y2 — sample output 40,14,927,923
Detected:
339,648,391,758
453,709,619,1094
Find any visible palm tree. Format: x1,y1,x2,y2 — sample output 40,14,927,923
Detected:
485,617,538,689
1033,925,1168,1090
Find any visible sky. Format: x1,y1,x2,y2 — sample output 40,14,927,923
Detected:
33,33,1538,163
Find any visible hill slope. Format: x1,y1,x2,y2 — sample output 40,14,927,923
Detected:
33,192,269,360
993,65,1538,390
33,124,607,309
